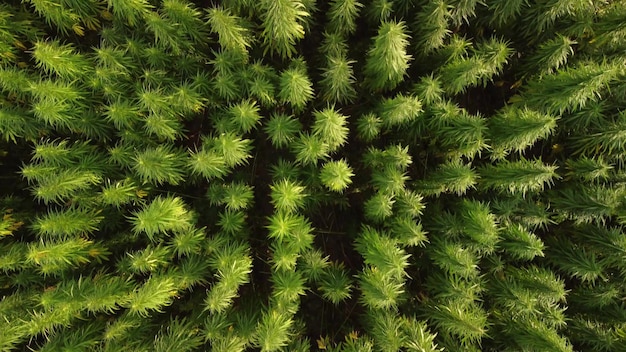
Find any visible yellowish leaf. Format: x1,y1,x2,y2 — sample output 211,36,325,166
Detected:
72,24,85,36
507,94,523,104
14,40,27,50
101,10,113,21
316,336,329,350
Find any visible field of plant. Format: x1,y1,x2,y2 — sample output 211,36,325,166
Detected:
1,0,626,351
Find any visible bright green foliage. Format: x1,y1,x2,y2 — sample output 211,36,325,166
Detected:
292,132,329,165
320,55,357,104
364,20,412,91
428,299,488,347
379,94,423,128
426,101,489,159
205,241,252,313
312,107,349,150
32,207,103,238
522,60,622,115
270,179,307,213
264,113,302,148
489,107,557,157
218,209,246,235
169,228,205,257
30,168,101,205
327,0,362,35
107,0,152,27
489,267,571,350
253,310,293,351
363,144,412,171
320,31,349,58
365,308,405,351
26,237,108,275
430,238,480,279
271,269,306,303
161,0,206,46
414,0,451,54
144,112,183,141
364,192,395,223
565,157,613,182
547,237,606,283
458,200,500,255
144,11,189,54
320,159,354,192
207,7,251,55
129,196,193,241
402,317,442,352
3,1,626,351
26,0,93,36
152,318,204,352
318,262,352,304
356,113,382,142
220,182,255,211
419,160,477,196
266,211,312,246
0,64,31,97
188,149,228,180
371,165,409,195
210,132,253,168
270,240,300,271
488,0,527,26
278,59,314,111
525,34,576,75
500,223,545,261
249,75,278,107
126,275,178,317
414,75,444,105
355,226,410,279
358,265,405,309
0,108,40,142
439,38,513,94
260,0,309,58
572,119,626,158
228,99,263,134
479,158,559,196
448,0,481,26
126,245,170,274
104,100,140,130
212,72,240,102
390,216,428,247
299,248,329,282
32,40,90,79
133,146,187,186
552,184,622,224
